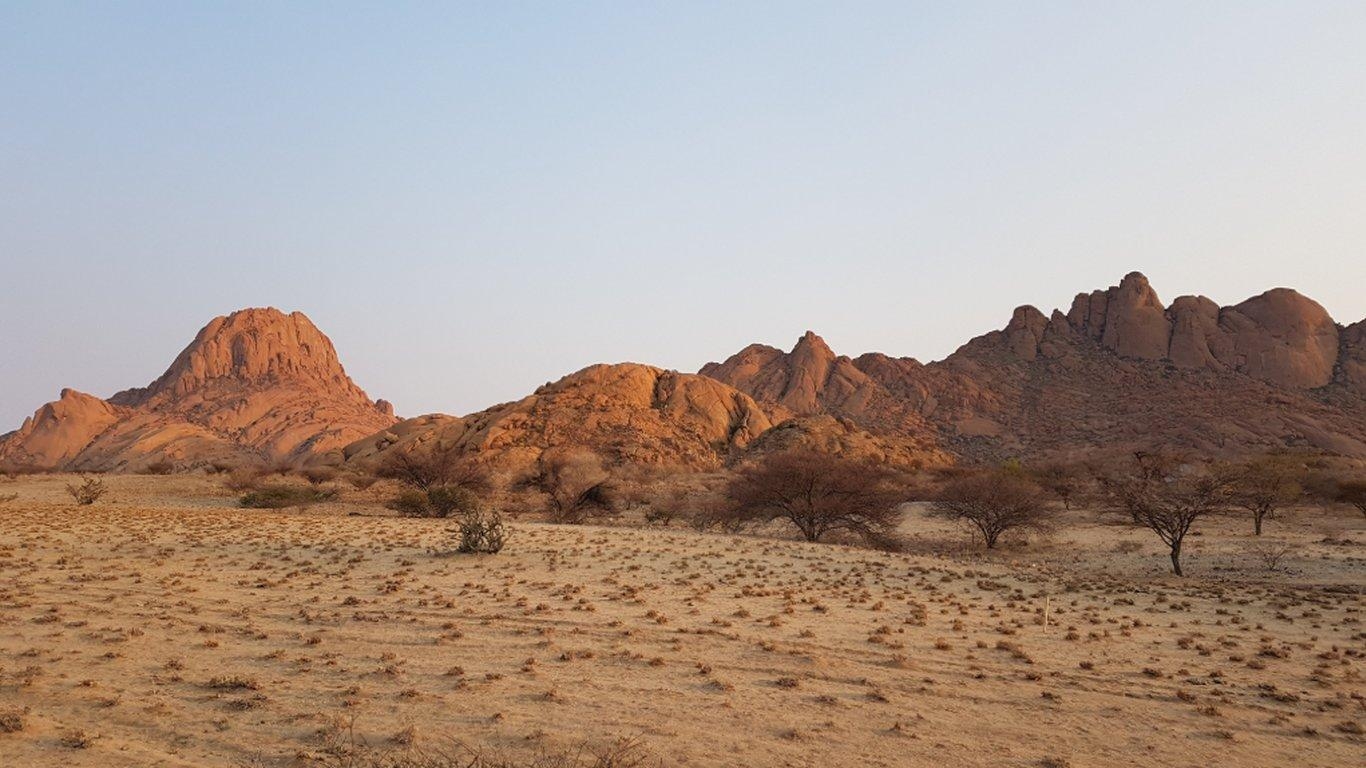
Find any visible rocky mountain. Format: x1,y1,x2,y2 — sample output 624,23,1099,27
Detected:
342,363,777,473
701,272,1366,462
5,272,1362,476
0,308,396,471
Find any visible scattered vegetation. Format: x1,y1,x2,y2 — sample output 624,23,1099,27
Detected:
304,717,653,768
239,484,338,509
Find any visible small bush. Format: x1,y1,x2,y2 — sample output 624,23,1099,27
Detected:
455,507,508,554
0,493,17,505
142,460,175,475
347,472,379,490
387,486,478,519
239,485,338,509
206,675,260,690
66,476,107,506
302,467,339,485
1246,541,1295,573
0,707,26,733
388,490,431,517
224,466,265,492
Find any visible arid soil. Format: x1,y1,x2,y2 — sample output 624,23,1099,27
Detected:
0,475,1362,767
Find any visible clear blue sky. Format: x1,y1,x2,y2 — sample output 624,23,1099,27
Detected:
4,1,1365,430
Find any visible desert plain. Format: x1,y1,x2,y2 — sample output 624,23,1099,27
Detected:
0,473,1361,767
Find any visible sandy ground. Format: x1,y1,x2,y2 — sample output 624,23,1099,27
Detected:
0,474,1362,767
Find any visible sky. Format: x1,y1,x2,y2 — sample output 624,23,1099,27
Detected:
3,1,1366,430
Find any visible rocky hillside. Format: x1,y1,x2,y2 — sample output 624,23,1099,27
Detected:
0,309,396,471
343,363,776,473
701,272,1366,462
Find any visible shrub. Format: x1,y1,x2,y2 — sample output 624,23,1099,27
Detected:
1245,540,1295,573
454,507,508,554
239,484,337,509
386,486,479,518
930,469,1051,548
0,707,25,733
640,478,722,528
302,467,339,485
66,476,107,506
724,448,907,545
142,460,175,475
539,448,619,524
0,493,17,505
223,465,266,492
347,472,379,490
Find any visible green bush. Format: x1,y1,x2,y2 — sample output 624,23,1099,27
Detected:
239,484,337,509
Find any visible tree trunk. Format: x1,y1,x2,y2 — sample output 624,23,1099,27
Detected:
1254,511,1263,536
1169,543,1183,576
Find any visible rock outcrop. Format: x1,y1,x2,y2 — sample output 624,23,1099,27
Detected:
344,363,776,473
1056,273,1343,389
1067,271,1171,360
0,308,395,471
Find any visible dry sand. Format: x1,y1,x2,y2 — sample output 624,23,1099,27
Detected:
0,474,1362,767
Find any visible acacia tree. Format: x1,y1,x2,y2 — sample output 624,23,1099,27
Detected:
724,449,907,545
1101,450,1186,524
1230,455,1302,535
378,446,491,494
539,448,618,524
930,469,1051,548
1109,456,1230,576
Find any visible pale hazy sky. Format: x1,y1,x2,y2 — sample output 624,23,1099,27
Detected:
4,2,1366,431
